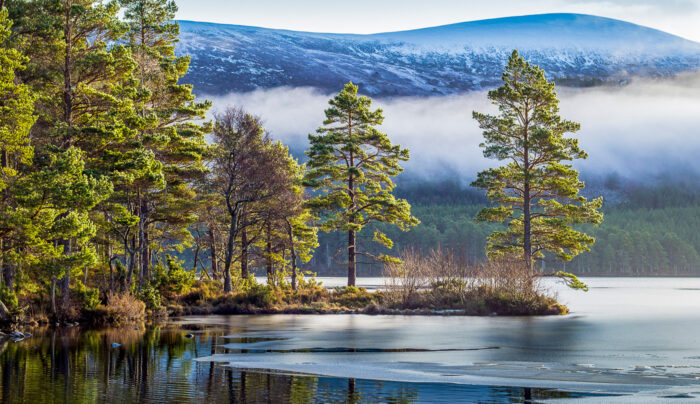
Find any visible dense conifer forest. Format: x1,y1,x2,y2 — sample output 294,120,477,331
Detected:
302,179,700,276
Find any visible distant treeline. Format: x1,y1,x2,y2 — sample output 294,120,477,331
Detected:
293,178,700,276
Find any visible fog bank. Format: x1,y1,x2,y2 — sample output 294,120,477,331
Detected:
202,74,700,182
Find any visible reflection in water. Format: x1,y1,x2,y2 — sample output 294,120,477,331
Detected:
0,324,605,403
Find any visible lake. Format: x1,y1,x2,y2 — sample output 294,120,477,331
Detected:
2,277,700,403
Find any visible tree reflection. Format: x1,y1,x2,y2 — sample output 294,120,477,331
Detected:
0,324,602,403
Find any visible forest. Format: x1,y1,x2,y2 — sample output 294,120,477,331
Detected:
0,0,688,326
303,179,700,277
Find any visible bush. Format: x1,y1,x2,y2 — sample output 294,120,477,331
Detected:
239,283,276,308
179,280,221,305
0,284,18,310
86,292,146,325
76,283,100,310
381,248,568,315
152,255,195,295
331,286,375,308
138,283,162,311
165,256,195,294
296,271,323,290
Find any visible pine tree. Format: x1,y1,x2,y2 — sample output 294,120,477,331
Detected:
0,7,35,316
304,82,418,286
9,0,136,317
120,0,210,288
472,50,603,270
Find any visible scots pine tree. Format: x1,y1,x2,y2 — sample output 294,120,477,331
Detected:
10,0,136,317
472,50,603,271
304,82,418,286
0,8,35,315
121,0,210,287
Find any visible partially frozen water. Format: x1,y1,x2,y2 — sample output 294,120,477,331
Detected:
191,277,700,402
2,277,700,402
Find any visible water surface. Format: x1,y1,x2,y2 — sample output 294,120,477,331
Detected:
2,277,700,403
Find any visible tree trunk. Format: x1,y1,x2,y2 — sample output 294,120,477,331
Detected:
107,243,114,292
138,193,145,292
63,8,73,129
287,221,297,291
240,228,248,278
347,229,356,287
1,240,14,292
223,214,236,293
128,235,136,288
0,299,9,322
60,239,71,316
523,134,532,272
192,245,200,273
266,222,273,285
144,229,150,280
523,180,532,271
125,236,132,287
50,277,57,320
209,226,218,281
347,146,356,287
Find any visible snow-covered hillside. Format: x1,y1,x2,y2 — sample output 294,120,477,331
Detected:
176,13,700,96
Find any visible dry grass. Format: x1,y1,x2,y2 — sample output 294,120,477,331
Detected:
383,248,566,315
84,292,146,325
106,292,146,319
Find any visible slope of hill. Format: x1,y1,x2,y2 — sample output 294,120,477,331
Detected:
176,13,700,96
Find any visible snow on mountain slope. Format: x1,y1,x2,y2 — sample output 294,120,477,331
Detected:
175,13,700,96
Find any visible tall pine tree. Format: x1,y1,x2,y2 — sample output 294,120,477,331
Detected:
0,7,35,317
120,0,210,288
9,0,136,317
304,82,418,286
472,50,603,270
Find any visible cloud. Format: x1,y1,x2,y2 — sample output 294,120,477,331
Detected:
563,0,699,14
201,73,700,182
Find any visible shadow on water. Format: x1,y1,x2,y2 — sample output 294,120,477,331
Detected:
0,324,612,403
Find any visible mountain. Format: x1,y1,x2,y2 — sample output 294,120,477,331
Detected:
175,13,700,97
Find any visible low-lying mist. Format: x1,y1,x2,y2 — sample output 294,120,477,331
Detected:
200,73,700,183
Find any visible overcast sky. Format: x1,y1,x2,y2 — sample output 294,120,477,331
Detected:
175,0,700,42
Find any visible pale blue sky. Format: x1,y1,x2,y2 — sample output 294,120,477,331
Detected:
174,0,700,42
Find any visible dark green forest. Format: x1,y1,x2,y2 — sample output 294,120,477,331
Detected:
296,177,700,276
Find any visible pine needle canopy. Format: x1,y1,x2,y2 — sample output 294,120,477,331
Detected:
304,82,418,274
472,50,603,265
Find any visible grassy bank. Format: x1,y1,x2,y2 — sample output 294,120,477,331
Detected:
164,283,567,317
1,252,568,329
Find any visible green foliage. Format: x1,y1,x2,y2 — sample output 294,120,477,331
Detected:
304,82,418,283
555,271,589,291
76,283,101,310
164,255,195,293
331,286,375,308
233,283,276,308
0,284,18,310
472,50,603,267
138,283,162,311
296,271,323,290
151,255,195,294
